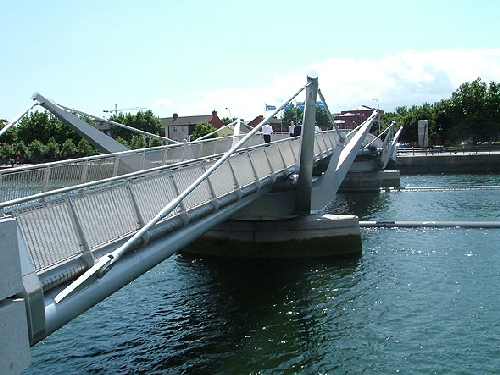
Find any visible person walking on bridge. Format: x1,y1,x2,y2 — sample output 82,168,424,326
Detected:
262,122,273,143
289,120,295,137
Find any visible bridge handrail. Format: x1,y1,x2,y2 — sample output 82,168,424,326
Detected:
3,138,293,291
0,133,266,203
51,81,313,302
2,83,351,302
5,87,344,292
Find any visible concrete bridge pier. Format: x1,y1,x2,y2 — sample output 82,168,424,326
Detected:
0,218,31,374
183,73,362,258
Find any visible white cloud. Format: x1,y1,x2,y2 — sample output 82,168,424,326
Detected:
150,98,173,116
153,49,500,120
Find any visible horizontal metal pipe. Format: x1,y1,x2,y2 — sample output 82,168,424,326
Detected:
43,189,265,339
359,221,500,228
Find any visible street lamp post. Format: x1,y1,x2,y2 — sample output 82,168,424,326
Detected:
373,98,380,134
225,107,232,119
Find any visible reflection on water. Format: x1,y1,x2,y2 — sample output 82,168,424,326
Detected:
325,191,390,219
26,175,500,374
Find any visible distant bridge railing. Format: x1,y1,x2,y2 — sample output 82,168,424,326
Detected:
1,130,340,294
397,144,500,155
0,134,270,203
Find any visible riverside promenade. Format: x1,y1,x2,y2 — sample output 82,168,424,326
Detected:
394,148,500,174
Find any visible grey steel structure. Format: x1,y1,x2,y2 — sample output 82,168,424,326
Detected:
0,75,377,371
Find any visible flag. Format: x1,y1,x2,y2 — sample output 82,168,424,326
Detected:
265,104,276,111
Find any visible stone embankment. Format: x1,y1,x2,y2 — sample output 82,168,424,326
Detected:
393,149,500,174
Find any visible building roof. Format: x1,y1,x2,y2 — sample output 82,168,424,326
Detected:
162,114,213,127
162,110,225,130
350,105,375,111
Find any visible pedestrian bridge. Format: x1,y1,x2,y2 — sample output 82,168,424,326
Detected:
0,74,377,365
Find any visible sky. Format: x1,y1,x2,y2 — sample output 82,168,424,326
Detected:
2,0,500,123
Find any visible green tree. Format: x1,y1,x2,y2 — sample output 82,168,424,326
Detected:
0,120,16,145
282,103,303,132
13,141,28,159
77,139,96,156
448,78,489,144
221,116,236,126
150,137,164,147
17,111,63,144
115,136,129,148
316,107,333,130
190,123,217,141
109,110,163,142
61,139,78,157
0,143,13,158
46,137,60,158
484,81,500,142
130,134,147,149
28,140,47,161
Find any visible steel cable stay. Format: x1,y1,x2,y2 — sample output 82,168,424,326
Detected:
54,82,311,303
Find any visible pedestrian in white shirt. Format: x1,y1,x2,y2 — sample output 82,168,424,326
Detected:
262,123,273,143
289,120,295,137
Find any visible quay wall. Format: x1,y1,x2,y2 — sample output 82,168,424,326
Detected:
394,151,500,175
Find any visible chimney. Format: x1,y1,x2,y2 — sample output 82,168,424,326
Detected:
173,113,178,121
212,110,217,117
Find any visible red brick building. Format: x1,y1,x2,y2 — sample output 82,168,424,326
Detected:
247,115,284,132
333,105,383,130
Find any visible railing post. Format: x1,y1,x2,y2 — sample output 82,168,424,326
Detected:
295,72,318,215
66,196,95,268
42,165,51,193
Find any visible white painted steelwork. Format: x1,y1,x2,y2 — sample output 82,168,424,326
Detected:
1,76,373,347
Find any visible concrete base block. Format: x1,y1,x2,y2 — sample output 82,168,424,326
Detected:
0,218,23,300
0,298,31,374
339,170,400,191
182,214,361,258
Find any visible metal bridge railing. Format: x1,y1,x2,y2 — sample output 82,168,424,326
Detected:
2,131,339,293
0,134,267,203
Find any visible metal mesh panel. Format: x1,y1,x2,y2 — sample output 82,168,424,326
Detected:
214,138,233,154
290,141,301,161
198,141,217,158
206,160,236,197
0,168,46,201
330,131,340,148
249,150,272,180
14,200,82,272
280,142,298,168
82,157,117,183
265,144,286,172
229,153,255,187
70,185,138,250
143,148,166,166
319,132,336,151
314,138,323,157
139,149,163,170
230,153,255,187
115,153,146,176
129,172,180,222
185,143,202,159
171,164,212,209
165,145,185,164
45,163,85,190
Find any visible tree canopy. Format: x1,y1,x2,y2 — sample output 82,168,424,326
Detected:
382,78,500,145
1,77,499,163
281,103,334,130
190,123,218,141
108,110,163,143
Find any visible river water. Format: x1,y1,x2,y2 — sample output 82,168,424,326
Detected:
25,174,500,374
